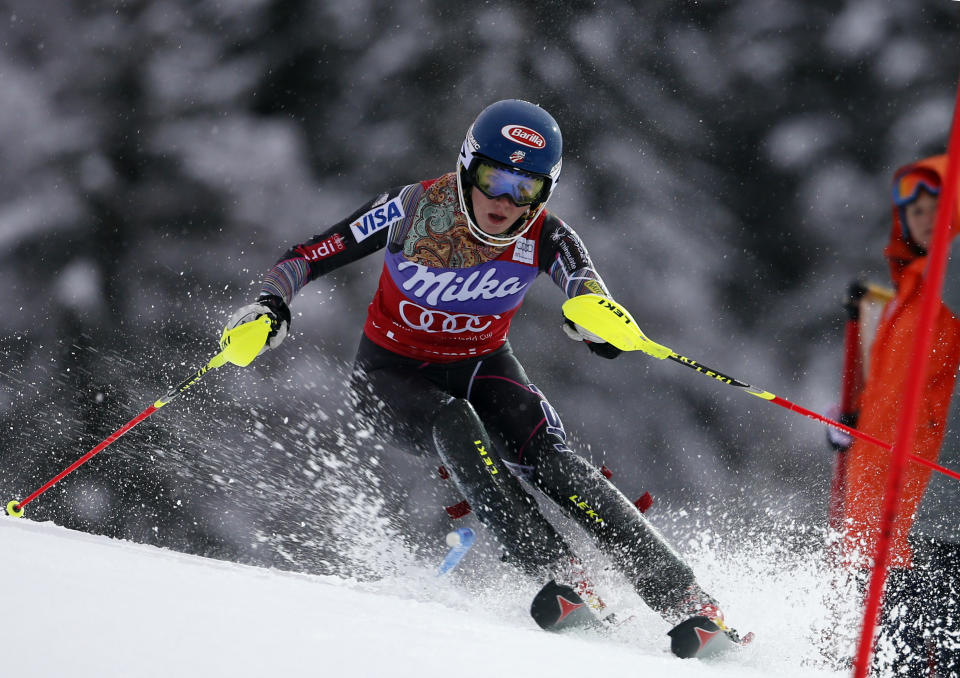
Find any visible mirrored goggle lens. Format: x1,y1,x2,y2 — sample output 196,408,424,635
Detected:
894,172,941,206
474,162,546,206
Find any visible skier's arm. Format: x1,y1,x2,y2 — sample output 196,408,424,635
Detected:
226,185,412,352
260,186,411,304
539,215,621,359
538,214,612,299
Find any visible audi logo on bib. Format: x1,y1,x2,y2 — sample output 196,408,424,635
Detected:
399,301,500,334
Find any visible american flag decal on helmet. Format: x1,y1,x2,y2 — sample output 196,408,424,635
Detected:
509,150,526,164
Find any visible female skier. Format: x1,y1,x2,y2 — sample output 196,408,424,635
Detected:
226,99,741,656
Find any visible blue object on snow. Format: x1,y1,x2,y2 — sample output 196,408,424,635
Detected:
437,527,476,576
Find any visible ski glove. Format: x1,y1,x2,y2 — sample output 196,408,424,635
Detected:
825,404,855,451
562,317,622,360
226,295,291,352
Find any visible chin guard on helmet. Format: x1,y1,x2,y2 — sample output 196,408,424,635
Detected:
456,99,563,248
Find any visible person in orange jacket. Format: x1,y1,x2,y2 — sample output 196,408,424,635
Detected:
825,155,960,675
839,155,960,572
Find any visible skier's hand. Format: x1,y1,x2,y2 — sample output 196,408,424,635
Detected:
562,317,622,359
226,295,291,352
825,404,855,451
827,425,853,451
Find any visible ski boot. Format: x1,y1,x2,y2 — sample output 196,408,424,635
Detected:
530,559,611,631
663,584,753,659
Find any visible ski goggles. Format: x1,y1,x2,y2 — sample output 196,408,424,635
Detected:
893,170,941,207
472,160,547,206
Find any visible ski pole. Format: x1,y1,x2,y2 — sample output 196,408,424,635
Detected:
562,294,960,483
5,315,274,518
827,281,867,533
827,281,895,532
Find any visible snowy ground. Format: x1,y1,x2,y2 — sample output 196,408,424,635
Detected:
0,515,852,678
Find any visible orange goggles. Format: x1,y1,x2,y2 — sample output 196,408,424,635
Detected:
893,170,941,206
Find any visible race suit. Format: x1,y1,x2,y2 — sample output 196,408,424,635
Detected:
256,171,697,616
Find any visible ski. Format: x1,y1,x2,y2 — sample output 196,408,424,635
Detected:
530,579,754,659
530,580,601,631
667,615,755,659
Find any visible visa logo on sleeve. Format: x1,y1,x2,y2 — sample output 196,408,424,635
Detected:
350,196,404,242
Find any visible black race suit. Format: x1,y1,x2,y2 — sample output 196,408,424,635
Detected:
257,172,698,617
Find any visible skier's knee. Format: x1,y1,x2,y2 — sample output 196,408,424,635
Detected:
431,397,481,440
432,399,572,576
431,398,499,474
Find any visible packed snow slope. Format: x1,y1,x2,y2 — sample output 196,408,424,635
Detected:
0,516,850,678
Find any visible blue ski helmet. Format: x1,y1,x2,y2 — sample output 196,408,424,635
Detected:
456,99,563,246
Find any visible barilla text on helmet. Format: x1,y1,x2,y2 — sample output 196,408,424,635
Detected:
501,125,546,149
464,101,562,178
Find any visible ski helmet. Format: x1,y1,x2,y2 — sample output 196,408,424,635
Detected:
456,99,563,247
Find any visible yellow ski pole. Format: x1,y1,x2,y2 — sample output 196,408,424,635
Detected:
6,315,274,517
562,294,960,483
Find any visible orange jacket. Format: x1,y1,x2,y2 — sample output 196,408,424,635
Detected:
842,155,960,569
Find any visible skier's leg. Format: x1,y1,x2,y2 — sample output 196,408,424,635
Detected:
431,396,576,578
533,451,721,616
351,337,576,576
349,335,449,456
468,347,707,619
